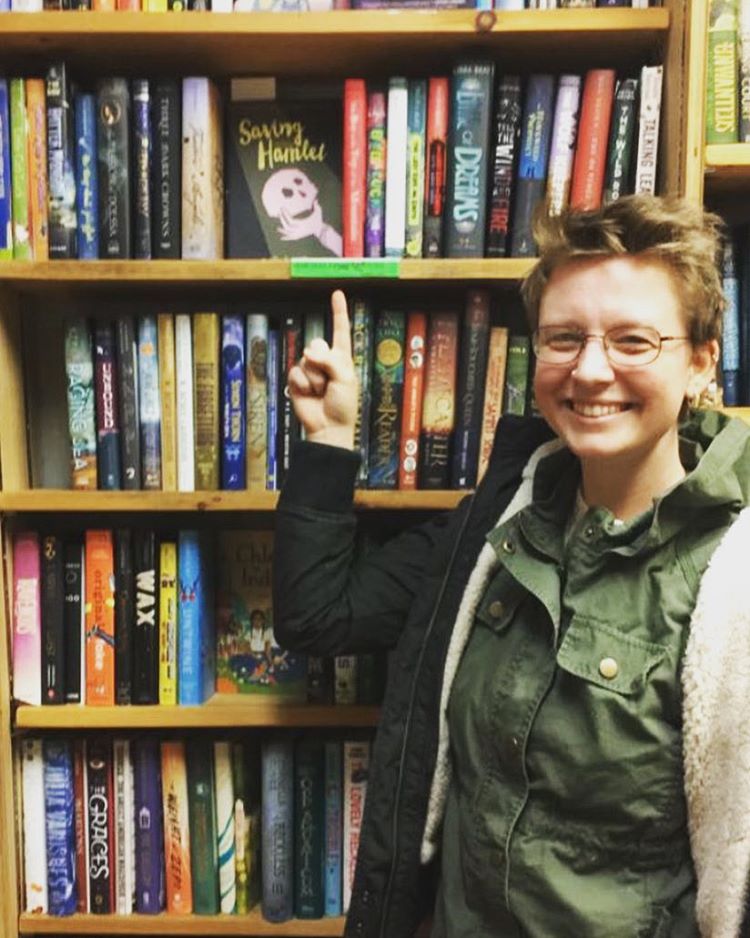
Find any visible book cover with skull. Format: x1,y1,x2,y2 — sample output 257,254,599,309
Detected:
226,99,342,258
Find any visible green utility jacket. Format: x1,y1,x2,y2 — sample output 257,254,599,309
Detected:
427,412,750,938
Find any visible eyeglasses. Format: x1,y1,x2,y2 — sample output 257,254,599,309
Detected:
533,325,690,367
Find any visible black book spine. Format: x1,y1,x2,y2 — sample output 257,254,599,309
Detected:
277,315,302,487
115,316,141,489
97,77,131,259
602,77,639,204
46,62,78,259
86,738,114,914
41,535,65,704
133,530,158,704
63,539,83,704
114,528,134,705
132,80,153,260
485,75,522,258
94,321,123,490
152,79,181,259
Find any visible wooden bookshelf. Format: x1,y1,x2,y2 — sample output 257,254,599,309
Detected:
15,700,380,730
704,144,750,195
18,911,346,935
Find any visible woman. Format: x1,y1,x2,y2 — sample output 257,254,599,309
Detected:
273,195,750,938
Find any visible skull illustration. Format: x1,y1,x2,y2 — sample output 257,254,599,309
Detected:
261,169,319,222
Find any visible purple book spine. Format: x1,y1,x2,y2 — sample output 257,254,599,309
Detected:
365,90,387,258
221,315,246,490
133,737,165,914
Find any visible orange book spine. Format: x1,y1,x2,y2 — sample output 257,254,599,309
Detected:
161,741,193,913
26,79,49,261
85,530,115,705
116,0,140,8
343,79,367,258
398,311,427,490
419,311,459,489
569,69,616,211
423,77,450,258
477,326,509,484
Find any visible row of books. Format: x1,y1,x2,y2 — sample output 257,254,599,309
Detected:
0,0,658,9
11,525,385,706
0,62,662,263
58,294,531,493
21,733,371,921
720,225,750,406
705,0,750,144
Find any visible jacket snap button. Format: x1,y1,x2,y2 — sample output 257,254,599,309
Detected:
489,600,504,618
362,890,370,904
501,538,515,554
599,657,619,679
584,525,596,539
355,922,364,935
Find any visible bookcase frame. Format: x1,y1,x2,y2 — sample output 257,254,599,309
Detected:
0,3,723,936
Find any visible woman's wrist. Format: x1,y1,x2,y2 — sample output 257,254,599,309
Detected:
305,426,355,450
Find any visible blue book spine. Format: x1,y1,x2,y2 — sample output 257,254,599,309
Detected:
43,739,77,916
132,737,165,914
323,741,342,916
177,530,211,704
132,79,152,260
722,237,741,405
94,321,122,489
266,329,279,491
75,93,99,260
261,737,294,923
137,315,162,489
221,315,246,490
0,79,12,258
0,0,10,11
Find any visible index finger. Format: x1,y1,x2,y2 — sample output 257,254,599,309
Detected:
330,289,352,358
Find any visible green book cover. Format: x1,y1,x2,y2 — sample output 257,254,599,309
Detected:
367,309,405,489
603,77,638,205
706,0,739,144
502,335,530,417
294,736,326,919
10,78,31,260
186,738,219,915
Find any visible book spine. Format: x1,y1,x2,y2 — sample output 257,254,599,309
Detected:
445,61,494,257
186,738,219,914
351,299,374,487
485,74,522,258
221,315,246,490
97,77,131,259
158,540,178,705
364,89,387,258
41,534,65,704
602,77,639,204
367,310,406,489
231,742,251,914
158,313,177,492
114,528,134,704
266,329,279,491
633,64,663,195
132,737,165,914
26,78,49,261
0,80,10,258
133,530,158,704
246,314,268,491
706,0,739,144
477,326,509,483
419,311,459,488
94,321,123,490
181,78,224,259
22,737,48,913
193,312,220,489
261,737,294,923
138,314,162,490
152,79,181,258
343,78,367,258
87,738,115,914
177,530,205,704
324,740,342,916
398,310,427,490
10,77,31,260
132,79,152,259
160,741,193,913
73,740,89,912
384,77,409,258
278,315,303,486
451,290,490,488
569,69,616,210
405,79,427,259
75,92,100,259
115,316,141,490
84,530,115,705
722,236,741,404
334,655,358,704
13,531,42,705
214,741,237,913
46,63,77,259
545,74,582,216
423,76,450,258
741,0,750,140
294,737,325,919
502,335,531,416
63,539,83,704
43,738,77,916
175,314,196,491
343,740,370,913
509,74,555,257
65,318,98,489
113,738,135,914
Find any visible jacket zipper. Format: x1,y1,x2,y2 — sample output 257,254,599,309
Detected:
377,494,477,938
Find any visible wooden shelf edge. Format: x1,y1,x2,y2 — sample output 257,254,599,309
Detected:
705,143,750,170
18,911,346,935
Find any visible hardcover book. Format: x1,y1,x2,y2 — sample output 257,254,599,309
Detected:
603,77,638,204
294,736,325,918
27,77,50,260
133,530,158,704
385,77,408,258
405,79,427,258
64,318,97,490
221,315,246,489
261,737,294,922
74,92,99,259
132,79,152,259
46,63,77,259
158,540,178,705
84,530,115,705
324,740,342,916
477,325,509,483
214,741,237,912
398,310,427,490
367,310,406,489
113,738,135,914
343,78,367,257
43,738,77,916
246,314,269,491
115,316,141,489
138,315,162,490
114,528,134,705
485,74,521,258
41,534,65,704
0,80,10,258
186,737,219,914
132,737,165,914
419,311,459,488
343,740,370,913
423,77,450,258
160,740,192,913
22,737,48,913
351,298,374,488
13,531,43,710
158,313,177,492
181,77,224,259
97,77,131,259
86,738,115,914
451,290,490,489
706,0,739,144
364,88,387,257
175,314,195,492
545,74,582,216
94,322,122,490
193,312,220,490
634,65,663,196
569,69,616,211
10,77,31,260
178,530,215,705
152,79,181,258
502,334,531,417
63,539,83,704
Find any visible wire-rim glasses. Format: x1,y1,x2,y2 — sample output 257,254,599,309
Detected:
532,325,690,367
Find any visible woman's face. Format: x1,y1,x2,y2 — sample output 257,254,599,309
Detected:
533,255,716,473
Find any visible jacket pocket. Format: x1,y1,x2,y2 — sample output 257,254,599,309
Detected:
557,615,667,696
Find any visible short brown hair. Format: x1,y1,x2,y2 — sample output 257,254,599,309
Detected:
520,194,726,344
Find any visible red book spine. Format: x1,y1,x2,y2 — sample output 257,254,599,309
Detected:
343,79,368,257
398,311,427,490
116,0,140,8
569,69,616,211
423,77,450,258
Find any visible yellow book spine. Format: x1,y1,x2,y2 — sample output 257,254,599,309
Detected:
158,313,178,492
158,541,178,706
192,313,220,490
145,0,168,9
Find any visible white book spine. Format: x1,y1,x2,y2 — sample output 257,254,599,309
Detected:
342,740,370,914
113,739,135,914
175,314,195,491
214,741,237,913
384,78,409,258
11,0,43,9
545,75,582,216
634,65,663,195
181,78,223,259
211,0,232,10
21,738,48,913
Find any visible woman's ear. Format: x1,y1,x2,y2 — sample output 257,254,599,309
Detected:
688,339,720,398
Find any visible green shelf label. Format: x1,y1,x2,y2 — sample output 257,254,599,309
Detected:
290,258,401,279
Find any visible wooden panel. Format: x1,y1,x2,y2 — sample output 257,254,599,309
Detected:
681,0,708,202
0,288,29,491
0,523,19,938
18,912,345,935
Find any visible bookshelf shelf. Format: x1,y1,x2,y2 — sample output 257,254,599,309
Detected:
15,700,380,730
704,144,750,194
0,489,465,512
18,911,346,935
0,9,669,76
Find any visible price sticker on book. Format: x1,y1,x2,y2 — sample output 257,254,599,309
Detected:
290,258,401,279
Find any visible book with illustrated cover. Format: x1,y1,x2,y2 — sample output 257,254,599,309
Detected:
227,95,343,258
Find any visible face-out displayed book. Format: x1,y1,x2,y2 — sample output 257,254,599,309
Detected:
226,80,343,258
